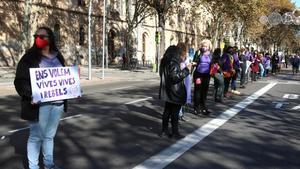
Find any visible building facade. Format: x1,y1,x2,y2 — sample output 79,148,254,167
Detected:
0,0,212,67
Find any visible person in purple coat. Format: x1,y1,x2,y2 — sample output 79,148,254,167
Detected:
221,46,236,97
263,53,271,77
230,46,241,95
192,39,212,115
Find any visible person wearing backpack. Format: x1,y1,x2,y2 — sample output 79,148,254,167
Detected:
192,39,212,115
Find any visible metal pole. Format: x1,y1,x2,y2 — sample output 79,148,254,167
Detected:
157,40,160,74
155,13,158,73
88,0,93,80
102,0,106,79
105,0,109,69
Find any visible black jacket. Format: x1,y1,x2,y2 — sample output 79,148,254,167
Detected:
159,46,189,105
14,51,68,121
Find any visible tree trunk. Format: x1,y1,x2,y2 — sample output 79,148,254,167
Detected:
158,13,165,59
125,32,129,68
239,25,245,49
213,17,221,50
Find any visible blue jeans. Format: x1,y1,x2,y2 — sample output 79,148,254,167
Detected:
259,63,264,77
27,104,63,169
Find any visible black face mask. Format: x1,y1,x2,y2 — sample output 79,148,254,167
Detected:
200,48,204,53
200,48,206,53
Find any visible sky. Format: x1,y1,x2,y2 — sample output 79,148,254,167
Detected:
291,0,300,8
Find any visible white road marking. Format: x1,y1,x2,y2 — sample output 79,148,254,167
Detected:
132,82,277,169
272,102,289,109
8,127,30,133
111,86,133,91
60,114,82,120
0,114,83,140
283,94,299,99
257,80,300,85
292,105,300,110
125,97,153,105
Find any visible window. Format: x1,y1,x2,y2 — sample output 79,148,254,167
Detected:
78,0,85,6
142,33,146,57
79,26,85,46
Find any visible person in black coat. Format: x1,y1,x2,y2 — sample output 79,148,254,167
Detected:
14,27,67,169
159,43,191,138
211,48,224,102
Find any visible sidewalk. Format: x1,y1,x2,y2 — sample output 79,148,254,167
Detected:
0,65,159,96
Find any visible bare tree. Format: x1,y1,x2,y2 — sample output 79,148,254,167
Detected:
124,0,153,61
143,0,178,57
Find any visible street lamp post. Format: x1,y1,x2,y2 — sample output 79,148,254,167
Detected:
102,0,106,79
88,0,99,80
88,0,93,80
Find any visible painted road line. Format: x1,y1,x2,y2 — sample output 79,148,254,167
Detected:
292,105,300,110
125,97,153,105
283,94,299,99
8,127,30,133
0,114,83,140
111,86,133,91
257,80,300,85
132,82,277,169
60,114,82,120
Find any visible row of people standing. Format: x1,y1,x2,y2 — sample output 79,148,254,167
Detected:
158,39,278,139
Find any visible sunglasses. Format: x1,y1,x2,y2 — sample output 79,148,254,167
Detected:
33,34,49,39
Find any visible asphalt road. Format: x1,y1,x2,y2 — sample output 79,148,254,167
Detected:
0,70,299,169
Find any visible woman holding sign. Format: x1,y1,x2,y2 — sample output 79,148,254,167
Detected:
14,27,67,169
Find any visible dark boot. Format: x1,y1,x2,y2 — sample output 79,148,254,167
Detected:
202,107,211,116
159,129,170,137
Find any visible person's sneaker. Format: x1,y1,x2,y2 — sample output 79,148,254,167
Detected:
45,165,62,169
158,130,170,137
170,133,185,139
233,90,241,95
202,109,211,116
194,108,201,115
